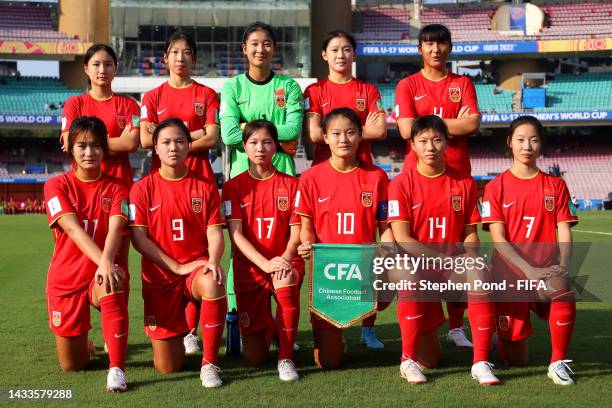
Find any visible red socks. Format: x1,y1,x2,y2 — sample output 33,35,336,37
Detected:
99,293,129,370
275,285,300,361
185,300,200,335
397,300,424,361
200,296,227,366
447,301,467,330
549,300,576,362
467,301,496,363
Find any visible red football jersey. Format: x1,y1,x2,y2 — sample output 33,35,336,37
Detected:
388,166,480,244
295,160,388,244
304,78,385,165
395,71,479,178
482,169,578,268
45,171,129,296
62,93,140,186
222,170,301,291
141,81,220,181
128,170,224,294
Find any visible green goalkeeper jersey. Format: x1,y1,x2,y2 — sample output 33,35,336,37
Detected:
220,72,303,178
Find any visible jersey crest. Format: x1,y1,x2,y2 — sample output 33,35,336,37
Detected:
278,195,289,211
194,101,204,116
361,191,373,207
117,115,126,129
52,311,61,327
356,98,366,112
146,315,157,331
192,197,203,213
451,195,462,212
449,87,461,103
102,197,112,212
544,188,555,211
275,89,286,108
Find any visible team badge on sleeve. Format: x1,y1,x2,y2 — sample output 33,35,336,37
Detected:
356,98,366,112
61,116,67,131
388,200,399,217
304,97,310,110
117,115,126,129
146,315,157,331
376,99,384,111
192,197,203,213
498,315,509,331
140,105,148,120
194,102,204,116
275,89,286,108
102,197,112,212
128,204,136,221
121,199,129,217
223,200,231,218
47,196,62,217
449,87,461,103
132,115,140,127
568,199,577,216
278,196,289,211
481,201,491,217
361,191,373,207
376,200,388,220
52,311,61,327
451,195,462,212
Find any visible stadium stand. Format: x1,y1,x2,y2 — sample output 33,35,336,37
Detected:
354,8,411,43
536,1,612,39
0,2,82,42
0,77,80,115
353,2,612,43
535,72,612,112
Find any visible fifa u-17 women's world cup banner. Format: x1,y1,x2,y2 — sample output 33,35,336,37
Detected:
309,244,377,328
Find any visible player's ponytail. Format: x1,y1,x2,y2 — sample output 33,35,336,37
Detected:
322,107,362,135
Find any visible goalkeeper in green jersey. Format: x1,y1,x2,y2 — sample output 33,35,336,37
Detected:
220,22,304,178
220,22,304,347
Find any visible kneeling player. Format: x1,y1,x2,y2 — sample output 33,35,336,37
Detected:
388,116,497,385
482,116,578,385
296,108,393,369
129,119,227,388
222,120,302,381
44,117,129,392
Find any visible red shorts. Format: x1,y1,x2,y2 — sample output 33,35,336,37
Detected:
47,280,96,337
235,281,276,336
143,270,198,340
496,302,550,342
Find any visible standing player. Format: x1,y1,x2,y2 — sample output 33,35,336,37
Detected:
387,115,497,385
296,108,393,369
129,119,227,388
44,116,129,392
222,120,302,381
481,116,578,385
220,21,303,329
303,30,388,349
220,22,303,178
140,31,220,355
395,24,480,346
60,43,140,279
304,30,387,165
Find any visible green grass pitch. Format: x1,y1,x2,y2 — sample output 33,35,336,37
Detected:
1,212,611,407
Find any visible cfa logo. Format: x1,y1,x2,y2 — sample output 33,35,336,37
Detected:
323,263,362,281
